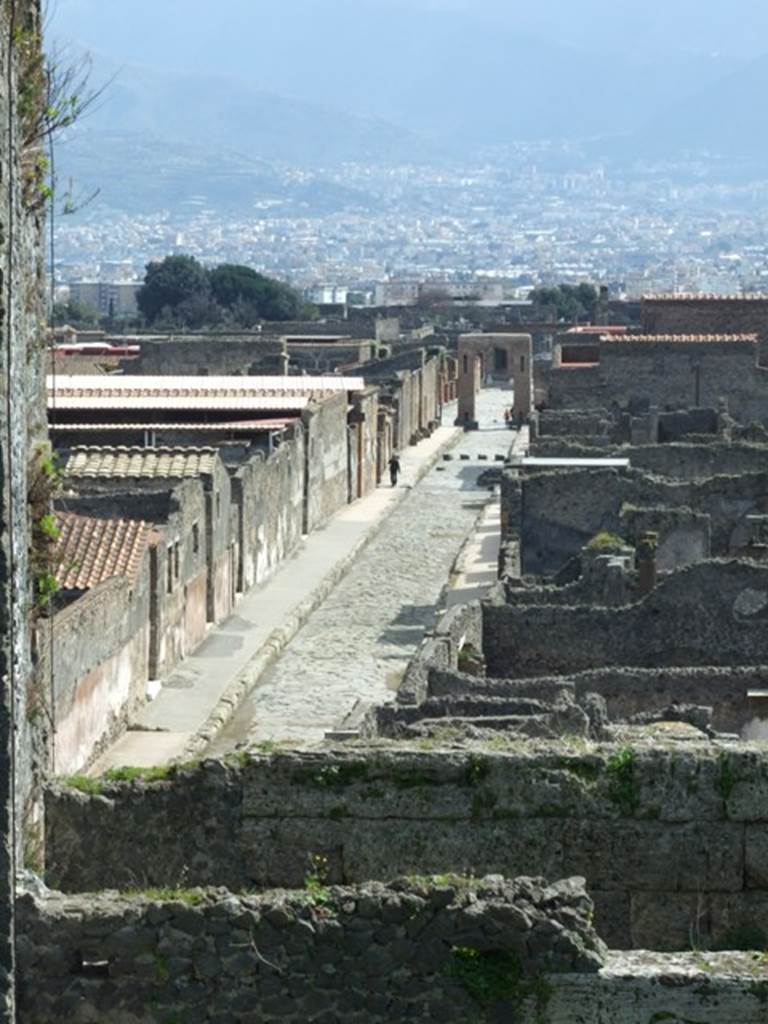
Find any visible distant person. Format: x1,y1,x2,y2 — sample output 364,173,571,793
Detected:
388,453,401,487
503,408,511,426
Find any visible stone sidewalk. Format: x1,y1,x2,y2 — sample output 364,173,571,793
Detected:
90,417,463,772
204,388,518,753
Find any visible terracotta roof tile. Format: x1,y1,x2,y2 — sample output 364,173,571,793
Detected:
54,512,151,590
50,419,298,433
63,447,220,479
47,374,364,413
601,333,758,344
642,293,768,302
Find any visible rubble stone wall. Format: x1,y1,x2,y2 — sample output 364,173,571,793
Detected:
123,336,287,376
44,745,768,949
302,393,350,532
511,466,768,574
233,426,305,592
35,574,150,776
16,876,606,1024
529,439,768,481
548,340,768,418
483,560,768,679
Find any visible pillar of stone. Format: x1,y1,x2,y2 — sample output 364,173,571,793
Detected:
456,351,481,429
636,532,659,595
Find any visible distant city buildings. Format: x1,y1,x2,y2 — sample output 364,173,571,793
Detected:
67,280,141,317
52,152,768,303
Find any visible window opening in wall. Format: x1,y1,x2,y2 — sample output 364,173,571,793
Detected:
216,492,221,518
192,522,200,554
520,355,526,372
174,542,181,581
463,354,469,373
166,546,174,594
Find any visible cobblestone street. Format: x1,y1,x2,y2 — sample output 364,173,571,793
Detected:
206,388,516,751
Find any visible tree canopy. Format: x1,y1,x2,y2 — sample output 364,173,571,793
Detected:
528,283,599,322
137,256,309,328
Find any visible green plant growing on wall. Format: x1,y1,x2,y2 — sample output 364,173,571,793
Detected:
303,853,331,907
606,747,639,816
13,23,110,212
586,531,626,552
63,774,102,796
447,946,553,1021
28,446,62,615
716,751,737,800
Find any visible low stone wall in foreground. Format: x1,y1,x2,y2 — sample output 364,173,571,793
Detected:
18,876,605,1023
46,745,768,950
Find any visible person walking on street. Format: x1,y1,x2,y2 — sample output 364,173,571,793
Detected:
388,453,402,487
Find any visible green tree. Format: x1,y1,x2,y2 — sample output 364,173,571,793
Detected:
528,283,598,322
209,263,303,323
137,255,211,324
52,299,100,327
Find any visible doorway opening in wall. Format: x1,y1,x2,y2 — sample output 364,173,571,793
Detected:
494,347,508,374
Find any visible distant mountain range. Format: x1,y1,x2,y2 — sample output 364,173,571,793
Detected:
48,0,768,217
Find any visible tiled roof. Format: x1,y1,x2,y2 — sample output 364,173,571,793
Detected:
48,376,363,413
50,418,298,433
642,293,768,302
601,333,758,344
64,447,220,479
54,512,151,590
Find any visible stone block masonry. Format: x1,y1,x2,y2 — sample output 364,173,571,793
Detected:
16,876,607,1023
44,744,768,950
0,2,48,1020
482,560,768,680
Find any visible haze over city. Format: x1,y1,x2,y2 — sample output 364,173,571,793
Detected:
47,0,768,300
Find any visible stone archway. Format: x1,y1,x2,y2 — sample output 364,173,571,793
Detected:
456,332,533,428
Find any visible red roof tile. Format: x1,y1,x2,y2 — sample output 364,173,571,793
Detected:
601,334,757,344
54,513,151,590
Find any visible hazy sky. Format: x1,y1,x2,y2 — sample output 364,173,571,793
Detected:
47,0,768,60
43,0,768,153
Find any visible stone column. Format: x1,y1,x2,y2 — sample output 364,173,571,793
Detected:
636,532,659,595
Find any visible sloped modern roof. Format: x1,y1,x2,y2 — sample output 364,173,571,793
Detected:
63,447,220,479
54,512,151,590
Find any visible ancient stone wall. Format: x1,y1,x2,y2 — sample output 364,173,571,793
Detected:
483,560,768,679
642,296,768,351
44,744,768,950
204,457,235,624
286,339,374,374
415,663,768,739
34,573,150,777
302,393,350,532
16,876,607,1024
232,426,305,592
0,3,48,1016
398,600,482,704
547,364,607,409
122,335,287,376
537,409,612,439
528,440,768,481
548,341,768,420
512,466,768,574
